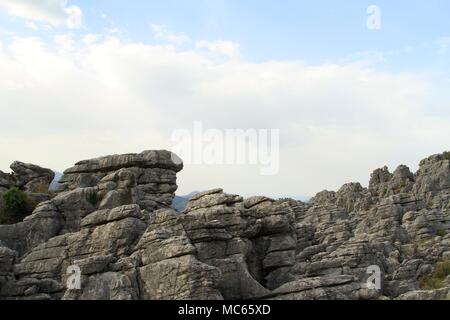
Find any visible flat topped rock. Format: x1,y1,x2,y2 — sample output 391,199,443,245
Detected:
243,196,274,209
64,150,183,174
185,190,243,212
10,161,54,179
80,204,142,228
8,161,54,188
267,275,356,297
190,189,223,201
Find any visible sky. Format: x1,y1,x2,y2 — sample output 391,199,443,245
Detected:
0,0,449,198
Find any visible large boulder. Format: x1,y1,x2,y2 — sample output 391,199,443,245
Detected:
58,150,182,213
10,162,55,193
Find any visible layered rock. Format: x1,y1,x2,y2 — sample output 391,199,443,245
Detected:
133,209,223,300
58,150,182,212
0,150,449,300
0,151,182,257
0,162,54,194
0,171,14,193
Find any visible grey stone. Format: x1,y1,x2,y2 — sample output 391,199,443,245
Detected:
2,150,450,301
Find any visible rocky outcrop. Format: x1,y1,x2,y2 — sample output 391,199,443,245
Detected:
0,162,55,194
0,172,14,194
0,150,449,300
0,151,182,257
58,150,182,212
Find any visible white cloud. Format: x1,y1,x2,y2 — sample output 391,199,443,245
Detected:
54,33,74,51
25,21,39,30
0,0,82,29
151,24,191,45
82,33,100,45
196,40,240,58
65,4,82,29
0,35,448,198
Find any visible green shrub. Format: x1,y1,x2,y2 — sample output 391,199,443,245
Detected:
0,187,32,225
419,276,444,291
434,260,450,279
436,229,447,237
419,260,450,290
3,187,27,214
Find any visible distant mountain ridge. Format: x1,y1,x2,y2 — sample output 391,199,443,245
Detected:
172,191,200,212
49,171,63,191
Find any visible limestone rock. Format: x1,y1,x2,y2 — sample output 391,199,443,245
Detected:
1,150,450,300
10,161,54,193
396,287,450,300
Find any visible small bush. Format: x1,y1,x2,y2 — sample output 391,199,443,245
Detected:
434,260,450,279
0,187,33,225
419,260,450,290
3,187,27,214
419,276,444,291
436,229,447,237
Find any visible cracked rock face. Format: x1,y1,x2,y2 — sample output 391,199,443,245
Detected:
0,150,449,300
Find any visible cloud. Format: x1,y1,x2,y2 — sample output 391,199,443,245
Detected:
82,33,100,45
151,24,191,45
25,21,39,30
0,35,448,198
0,0,82,29
196,40,240,58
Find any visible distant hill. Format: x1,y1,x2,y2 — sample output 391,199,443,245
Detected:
49,172,63,191
279,195,311,203
172,191,199,212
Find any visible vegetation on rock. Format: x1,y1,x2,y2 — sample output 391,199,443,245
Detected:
0,187,34,224
419,260,450,290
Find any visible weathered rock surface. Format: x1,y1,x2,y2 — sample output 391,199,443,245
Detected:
0,162,55,194
10,162,55,193
0,150,449,300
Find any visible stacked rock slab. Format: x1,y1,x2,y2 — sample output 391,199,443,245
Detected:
0,150,187,300
0,150,449,300
0,162,55,194
132,208,223,300
58,150,183,213
0,162,58,256
286,152,450,299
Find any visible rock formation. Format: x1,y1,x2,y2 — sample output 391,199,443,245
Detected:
0,162,54,193
0,150,449,300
